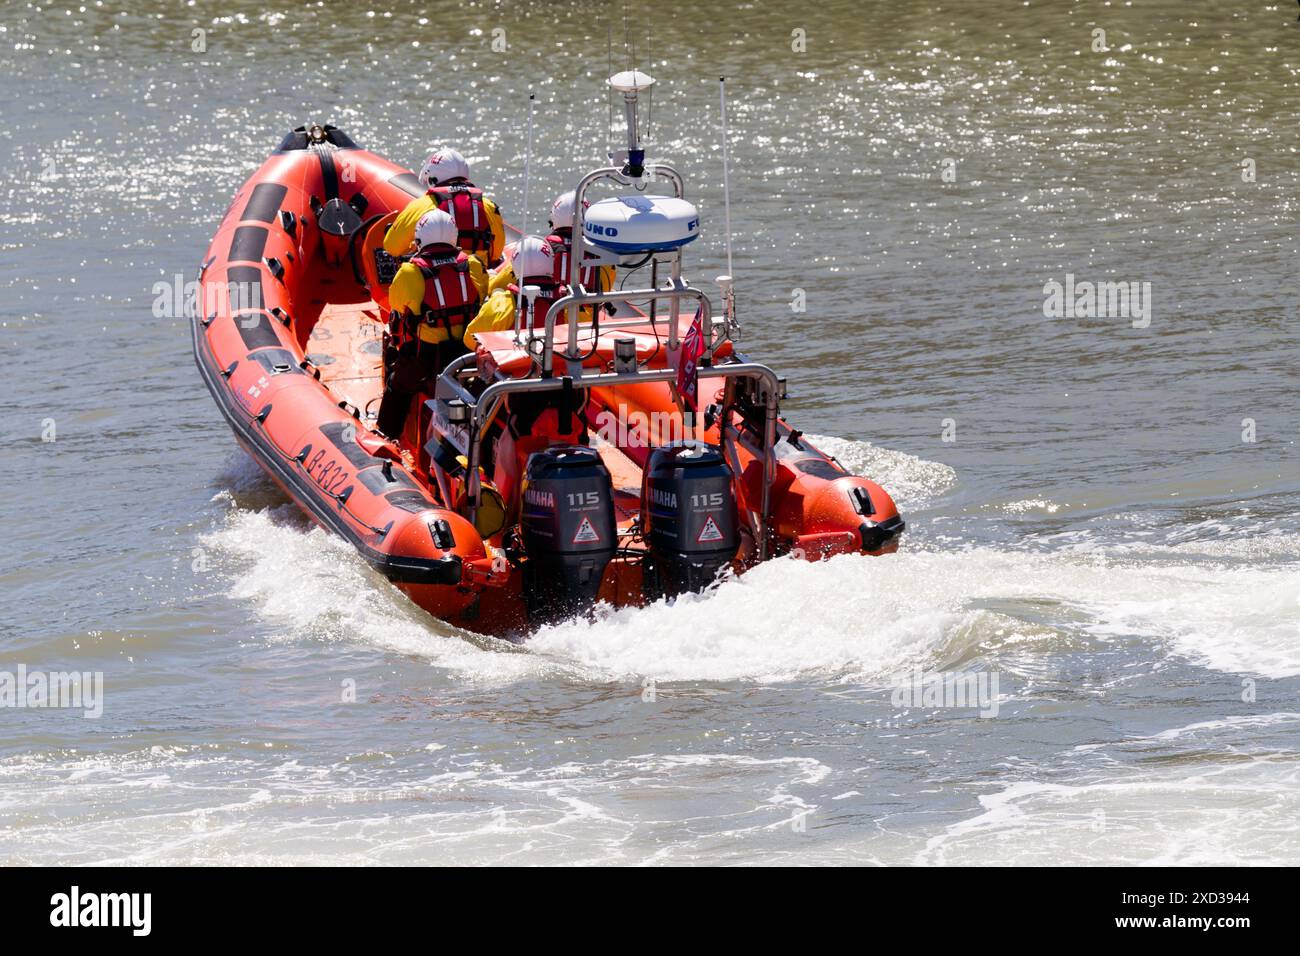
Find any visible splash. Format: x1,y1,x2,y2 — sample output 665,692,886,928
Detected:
531,547,1300,683
804,434,957,510
201,509,553,684
203,443,1300,685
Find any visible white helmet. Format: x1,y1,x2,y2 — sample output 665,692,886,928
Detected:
418,147,470,188
549,190,578,230
414,209,458,249
513,235,554,280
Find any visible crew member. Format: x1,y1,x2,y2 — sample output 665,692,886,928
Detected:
463,236,564,349
377,209,487,439
470,236,590,513
487,190,614,298
383,147,505,266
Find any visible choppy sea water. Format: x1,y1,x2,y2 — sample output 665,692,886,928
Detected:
1,0,1298,864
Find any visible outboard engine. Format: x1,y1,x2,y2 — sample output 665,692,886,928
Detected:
641,442,739,598
519,446,617,624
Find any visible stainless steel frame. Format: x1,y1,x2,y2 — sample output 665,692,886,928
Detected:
430,79,779,560
435,354,781,561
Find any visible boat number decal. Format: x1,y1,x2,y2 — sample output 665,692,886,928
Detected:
303,446,351,496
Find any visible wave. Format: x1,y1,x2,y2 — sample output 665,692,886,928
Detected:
919,713,1300,865
202,437,1300,684
805,433,957,510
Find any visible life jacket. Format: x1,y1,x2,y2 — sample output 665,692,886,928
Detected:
545,229,602,292
411,246,481,338
508,280,569,332
429,182,495,255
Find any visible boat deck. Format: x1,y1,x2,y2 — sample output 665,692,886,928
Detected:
305,301,388,425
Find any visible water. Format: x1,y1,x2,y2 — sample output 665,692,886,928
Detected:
2,0,1298,864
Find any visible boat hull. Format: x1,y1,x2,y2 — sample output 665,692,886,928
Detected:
195,128,904,637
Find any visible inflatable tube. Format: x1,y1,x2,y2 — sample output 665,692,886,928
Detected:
192,129,491,625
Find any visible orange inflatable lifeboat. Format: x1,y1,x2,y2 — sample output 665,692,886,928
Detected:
194,101,903,637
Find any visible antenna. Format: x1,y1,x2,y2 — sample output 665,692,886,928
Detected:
623,2,634,72
609,69,654,178
522,91,535,238
646,21,654,140
717,77,736,334
718,77,734,279
515,92,536,342
606,23,614,155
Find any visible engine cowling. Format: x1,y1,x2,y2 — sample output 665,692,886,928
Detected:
641,442,739,598
519,446,616,624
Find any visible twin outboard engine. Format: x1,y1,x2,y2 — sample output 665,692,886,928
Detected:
519,446,616,624
641,442,739,598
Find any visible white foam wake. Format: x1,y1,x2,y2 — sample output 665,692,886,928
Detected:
201,508,551,684
805,433,957,510
531,547,1300,682
203,444,1300,684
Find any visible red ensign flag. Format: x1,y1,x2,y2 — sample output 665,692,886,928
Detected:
676,305,706,412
